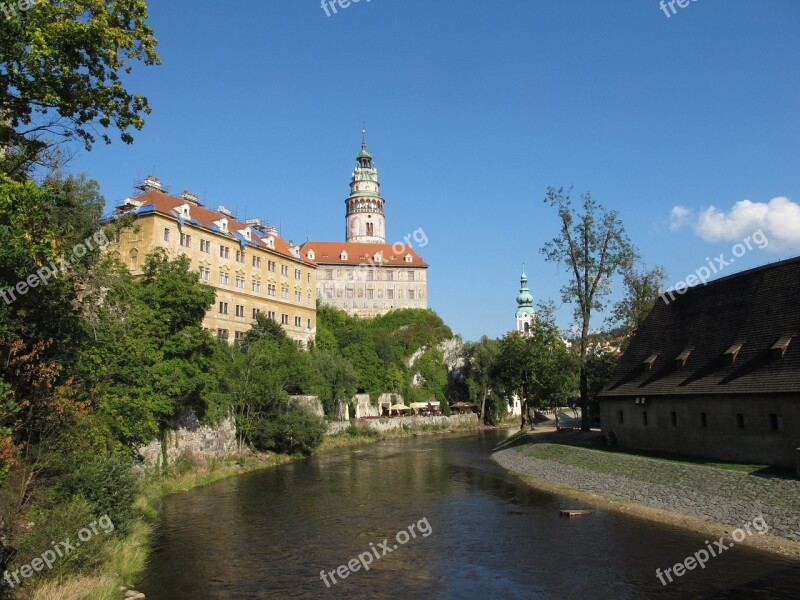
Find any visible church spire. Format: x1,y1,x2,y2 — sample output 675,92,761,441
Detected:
515,266,535,335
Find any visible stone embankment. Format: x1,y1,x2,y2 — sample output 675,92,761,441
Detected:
328,413,478,435
493,440,800,541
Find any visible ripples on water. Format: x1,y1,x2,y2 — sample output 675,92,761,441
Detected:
138,430,800,599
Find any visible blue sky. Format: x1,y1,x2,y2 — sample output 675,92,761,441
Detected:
70,0,800,341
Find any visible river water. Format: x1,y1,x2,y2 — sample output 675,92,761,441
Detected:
137,429,800,599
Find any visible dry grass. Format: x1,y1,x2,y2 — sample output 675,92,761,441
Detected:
28,575,117,600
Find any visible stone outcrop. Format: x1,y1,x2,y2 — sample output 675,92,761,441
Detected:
138,408,237,467
288,395,324,418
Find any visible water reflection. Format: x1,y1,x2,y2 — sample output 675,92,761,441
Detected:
138,430,800,599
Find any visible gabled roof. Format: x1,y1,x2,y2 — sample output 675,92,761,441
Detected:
602,256,800,397
299,240,429,268
108,189,316,267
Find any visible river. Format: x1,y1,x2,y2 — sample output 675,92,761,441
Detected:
137,429,800,599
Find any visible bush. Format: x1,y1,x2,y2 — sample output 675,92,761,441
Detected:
11,497,105,582
58,452,139,534
248,406,327,456
344,425,379,439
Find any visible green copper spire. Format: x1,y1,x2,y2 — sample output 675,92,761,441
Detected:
516,266,535,316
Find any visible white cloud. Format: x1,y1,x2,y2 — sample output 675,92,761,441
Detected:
669,196,800,252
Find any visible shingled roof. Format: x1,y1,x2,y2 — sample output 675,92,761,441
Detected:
299,240,429,268
107,189,316,267
601,256,800,397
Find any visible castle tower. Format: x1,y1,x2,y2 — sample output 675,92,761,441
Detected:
345,131,386,243
516,267,535,335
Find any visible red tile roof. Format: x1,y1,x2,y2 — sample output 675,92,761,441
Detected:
120,189,316,266
300,240,429,268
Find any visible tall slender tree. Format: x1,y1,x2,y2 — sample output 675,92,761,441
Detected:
540,186,635,431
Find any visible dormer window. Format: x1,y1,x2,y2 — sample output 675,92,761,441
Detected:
179,204,191,218
643,353,658,370
307,250,315,260
238,227,252,242
770,334,793,359
213,217,229,233
724,342,743,365
675,347,693,368
404,254,413,263
340,251,349,261
373,252,382,263
265,237,275,249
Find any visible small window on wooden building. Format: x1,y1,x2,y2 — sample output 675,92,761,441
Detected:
670,412,677,427
700,413,708,428
617,410,624,425
768,413,779,431
642,411,648,426
736,413,745,429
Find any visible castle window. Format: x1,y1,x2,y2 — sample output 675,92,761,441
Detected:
408,271,415,281
219,245,230,259
366,222,374,236
200,239,211,253
163,228,170,242
217,329,229,340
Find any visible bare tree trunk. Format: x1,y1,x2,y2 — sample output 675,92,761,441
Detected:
580,316,590,431
480,387,488,425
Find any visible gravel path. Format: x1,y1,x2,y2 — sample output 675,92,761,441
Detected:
493,441,800,541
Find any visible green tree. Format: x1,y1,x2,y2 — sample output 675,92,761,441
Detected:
462,337,500,424
607,263,666,340
540,186,635,431
0,0,160,172
311,350,358,417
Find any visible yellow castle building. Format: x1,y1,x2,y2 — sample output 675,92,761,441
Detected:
106,178,317,346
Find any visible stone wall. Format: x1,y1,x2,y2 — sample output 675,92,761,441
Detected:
601,395,800,468
289,395,324,418
138,408,238,467
326,413,478,435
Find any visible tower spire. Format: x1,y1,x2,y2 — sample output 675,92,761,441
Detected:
345,133,385,243
515,267,535,335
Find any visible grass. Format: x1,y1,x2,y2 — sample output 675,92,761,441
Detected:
513,440,800,512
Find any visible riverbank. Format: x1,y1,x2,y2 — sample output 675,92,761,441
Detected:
26,418,484,599
492,429,800,560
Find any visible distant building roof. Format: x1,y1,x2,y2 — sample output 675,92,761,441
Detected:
300,240,429,268
107,189,316,267
601,256,800,397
